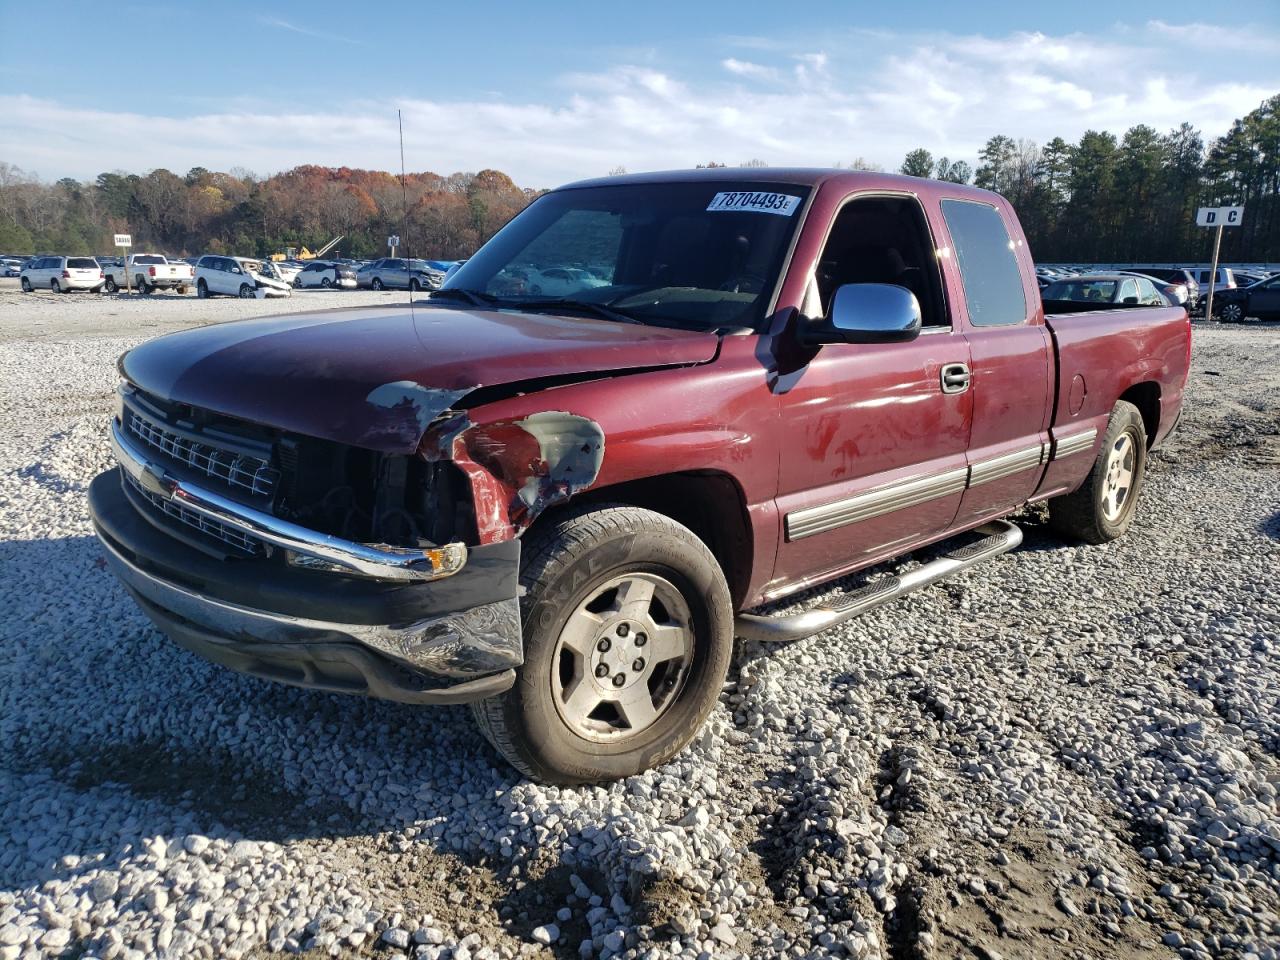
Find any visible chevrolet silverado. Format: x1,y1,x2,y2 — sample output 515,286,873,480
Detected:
89,169,1190,784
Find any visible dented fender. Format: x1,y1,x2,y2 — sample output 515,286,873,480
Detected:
423,410,606,542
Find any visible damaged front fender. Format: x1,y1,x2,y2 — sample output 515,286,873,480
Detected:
425,410,606,543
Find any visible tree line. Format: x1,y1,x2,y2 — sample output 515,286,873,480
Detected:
897,94,1280,264
1,93,1276,263
0,163,536,261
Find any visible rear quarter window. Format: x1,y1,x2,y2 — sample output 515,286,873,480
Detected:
941,199,1028,327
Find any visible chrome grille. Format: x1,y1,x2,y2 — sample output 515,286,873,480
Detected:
126,409,278,497
124,471,266,556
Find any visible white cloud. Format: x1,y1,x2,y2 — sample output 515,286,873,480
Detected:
722,58,779,81
1,21,1275,185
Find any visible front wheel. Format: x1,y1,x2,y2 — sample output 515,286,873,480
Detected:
238,284,255,299
1219,302,1245,323
1048,400,1147,545
104,277,118,293
321,276,332,288
196,279,208,298
21,277,31,293
409,278,422,292
472,505,733,784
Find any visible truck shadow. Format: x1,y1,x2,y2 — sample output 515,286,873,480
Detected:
0,534,537,894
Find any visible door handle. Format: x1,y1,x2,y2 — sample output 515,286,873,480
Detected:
941,362,971,394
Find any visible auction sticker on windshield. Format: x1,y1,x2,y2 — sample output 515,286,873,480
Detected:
706,192,802,215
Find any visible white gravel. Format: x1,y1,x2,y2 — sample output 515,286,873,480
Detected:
1,285,1278,960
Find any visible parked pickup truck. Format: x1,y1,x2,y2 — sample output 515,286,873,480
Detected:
104,254,193,294
89,169,1190,784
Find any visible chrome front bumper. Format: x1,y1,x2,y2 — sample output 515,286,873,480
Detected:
109,418,467,582
89,467,523,705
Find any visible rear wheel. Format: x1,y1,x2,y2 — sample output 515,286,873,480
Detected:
1220,302,1245,323
104,277,118,293
1048,400,1147,544
371,277,384,291
51,279,62,293
471,505,733,784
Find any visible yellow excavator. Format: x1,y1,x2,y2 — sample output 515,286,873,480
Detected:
271,235,344,262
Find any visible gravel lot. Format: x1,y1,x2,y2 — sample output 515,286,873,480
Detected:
1,282,1278,960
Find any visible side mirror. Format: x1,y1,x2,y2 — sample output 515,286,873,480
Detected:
1121,296,1138,304
231,267,242,274
802,283,922,346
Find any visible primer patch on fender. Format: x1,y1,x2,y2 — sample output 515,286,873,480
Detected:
512,411,606,509
365,381,473,433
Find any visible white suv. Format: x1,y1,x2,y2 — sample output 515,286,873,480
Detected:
194,255,291,298
20,255,104,293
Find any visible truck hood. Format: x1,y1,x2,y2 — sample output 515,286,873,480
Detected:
120,304,720,453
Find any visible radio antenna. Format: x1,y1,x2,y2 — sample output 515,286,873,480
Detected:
398,109,414,318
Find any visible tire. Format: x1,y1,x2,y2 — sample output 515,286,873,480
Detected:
371,277,384,291
176,284,187,295
238,284,255,299
321,276,332,288
20,277,31,293
1048,400,1147,545
1220,302,1245,323
196,279,208,298
104,277,118,293
409,278,421,292
51,279,63,293
471,504,733,784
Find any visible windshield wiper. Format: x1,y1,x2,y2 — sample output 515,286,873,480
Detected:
501,297,644,326
427,288,501,307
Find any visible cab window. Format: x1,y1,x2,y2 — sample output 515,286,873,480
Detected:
807,195,949,328
941,199,1027,326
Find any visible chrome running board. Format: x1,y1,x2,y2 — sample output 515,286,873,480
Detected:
735,520,1023,643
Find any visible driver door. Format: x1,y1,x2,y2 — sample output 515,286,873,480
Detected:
770,193,973,592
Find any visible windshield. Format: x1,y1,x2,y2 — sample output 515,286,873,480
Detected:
444,181,811,330
1043,279,1118,302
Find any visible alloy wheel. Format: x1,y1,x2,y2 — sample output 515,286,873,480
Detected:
551,573,694,742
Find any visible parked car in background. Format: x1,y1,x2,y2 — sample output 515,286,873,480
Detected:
1,257,23,277
525,266,611,297
91,168,1190,783
294,261,357,289
21,255,104,293
194,255,291,298
103,254,194,294
357,257,445,291
1040,274,1169,307
269,260,303,284
1232,270,1265,287
1139,268,1200,307
1117,271,1189,306
1190,267,1237,292
1213,274,1280,322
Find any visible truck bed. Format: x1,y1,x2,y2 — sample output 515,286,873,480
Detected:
1036,302,1190,499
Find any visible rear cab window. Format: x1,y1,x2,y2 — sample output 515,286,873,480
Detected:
941,199,1027,327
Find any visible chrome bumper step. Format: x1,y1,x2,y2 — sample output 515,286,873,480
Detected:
734,520,1023,643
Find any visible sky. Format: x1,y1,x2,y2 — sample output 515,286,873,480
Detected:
1,0,1277,187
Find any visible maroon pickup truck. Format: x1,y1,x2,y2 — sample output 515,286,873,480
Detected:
90,169,1190,783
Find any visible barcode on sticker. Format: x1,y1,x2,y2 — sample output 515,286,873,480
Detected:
706,191,801,215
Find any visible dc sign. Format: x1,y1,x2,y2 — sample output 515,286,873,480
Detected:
1196,206,1244,227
